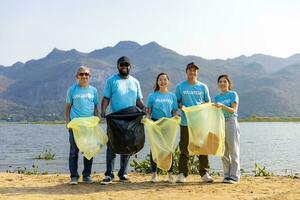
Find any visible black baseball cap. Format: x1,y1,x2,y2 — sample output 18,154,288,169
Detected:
186,62,199,71
117,56,131,66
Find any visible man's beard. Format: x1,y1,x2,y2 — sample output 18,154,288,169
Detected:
118,68,130,76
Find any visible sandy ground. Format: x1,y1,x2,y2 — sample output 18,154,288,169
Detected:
0,173,299,200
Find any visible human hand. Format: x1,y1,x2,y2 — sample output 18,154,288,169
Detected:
213,103,224,108
100,112,106,118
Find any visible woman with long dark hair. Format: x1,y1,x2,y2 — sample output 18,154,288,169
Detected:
146,72,178,183
214,74,240,184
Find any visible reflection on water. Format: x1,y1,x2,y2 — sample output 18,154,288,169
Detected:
0,122,299,175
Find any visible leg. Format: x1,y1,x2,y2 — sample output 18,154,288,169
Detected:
150,151,157,173
118,154,130,177
69,129,79,178
104,141,116,179
178,126,190,177
82,157,93,178
198,155,210,176
221,137,231,179
227,118,241,181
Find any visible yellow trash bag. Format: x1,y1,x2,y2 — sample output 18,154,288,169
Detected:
182,103,225,156
67,116,108,160
142,116,180,171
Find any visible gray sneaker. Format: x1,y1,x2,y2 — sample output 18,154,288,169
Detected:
70,177,78,185
83,176,94,184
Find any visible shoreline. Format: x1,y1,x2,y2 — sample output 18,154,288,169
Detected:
0,173,299,200
2,117,300,124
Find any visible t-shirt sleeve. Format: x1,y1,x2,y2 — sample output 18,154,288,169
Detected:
136,81,143,100
103,79,112,99
94,88,99,105
204,85,211,102
231,92,239,104
66,87,72,104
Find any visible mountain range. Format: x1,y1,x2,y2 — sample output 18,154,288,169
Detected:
1,41,300,121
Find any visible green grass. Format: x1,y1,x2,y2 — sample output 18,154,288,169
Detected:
239,117,300,122
35,149,55,160
6,165,48,175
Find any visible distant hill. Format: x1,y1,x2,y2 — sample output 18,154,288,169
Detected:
1,41,300,121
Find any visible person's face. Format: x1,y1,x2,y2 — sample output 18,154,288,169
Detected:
118,62,131,76
77,69,90,85
218,77,229,91
186,67,198,80
157,74,169,90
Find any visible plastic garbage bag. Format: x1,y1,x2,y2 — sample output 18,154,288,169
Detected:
142,116,180,170
182,103,225,156
106,106,146,155
67,116,108,160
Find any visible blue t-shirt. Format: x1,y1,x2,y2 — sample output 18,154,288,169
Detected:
103,74,143,113
147,91,178,120
66,84,99,120
176,80,211,126
214,90,239,119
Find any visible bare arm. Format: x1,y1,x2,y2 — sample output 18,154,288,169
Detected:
94,105,99,117
101,97,110,118
65,103,71,128
136,99,145,110
177,99,182,110
146,108,152,119
215,102,238,114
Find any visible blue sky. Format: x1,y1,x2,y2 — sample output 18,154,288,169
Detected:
1,0,300,66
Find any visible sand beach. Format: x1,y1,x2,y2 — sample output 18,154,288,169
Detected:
0,173,299,200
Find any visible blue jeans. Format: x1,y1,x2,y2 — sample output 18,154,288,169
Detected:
104,142,130,179
69,129,93,178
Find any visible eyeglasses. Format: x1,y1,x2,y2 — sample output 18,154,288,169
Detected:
119,62,130,68
79,72,90,77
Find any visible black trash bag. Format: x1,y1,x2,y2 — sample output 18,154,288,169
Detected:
106,106,146,155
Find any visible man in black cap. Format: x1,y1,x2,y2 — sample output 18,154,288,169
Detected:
175,62,214,183
100,56,144,184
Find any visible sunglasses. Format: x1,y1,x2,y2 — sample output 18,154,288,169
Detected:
78,72,90,77
119,62,130,67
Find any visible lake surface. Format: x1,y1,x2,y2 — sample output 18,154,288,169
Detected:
0,122,299,175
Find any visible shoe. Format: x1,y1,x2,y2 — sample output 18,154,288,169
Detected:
167,173,175,183
227,178,238,184
119,174,131,182
222,177,230,183
101,176,113,185
176,173,186,183
201,173,214,183
82,176,94,184
150,173,158,183
69,177,78,185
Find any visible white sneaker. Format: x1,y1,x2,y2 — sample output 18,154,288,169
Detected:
176,173,186,183
168,173,175,183
201,173,214,183
150,173,158,183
